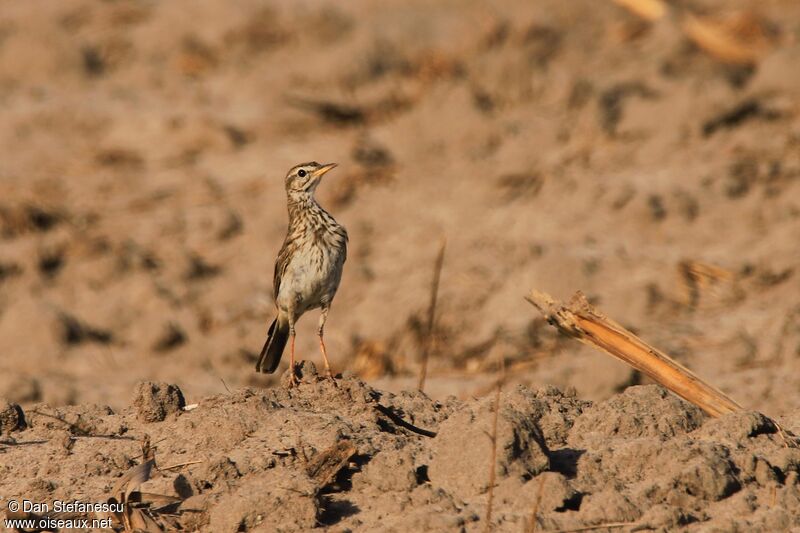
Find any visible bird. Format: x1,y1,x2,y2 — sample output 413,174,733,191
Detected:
255,161,348,386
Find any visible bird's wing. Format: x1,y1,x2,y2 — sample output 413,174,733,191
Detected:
273,238,293,301
340,226,348,264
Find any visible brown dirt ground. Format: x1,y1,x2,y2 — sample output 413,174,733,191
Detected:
1,0,800,531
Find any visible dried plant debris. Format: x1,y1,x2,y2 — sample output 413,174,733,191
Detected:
612,0,667,22
116,240,160,272
598,82,658,135
80,37,133,78
0,260,23,282
58,312,113,346
95,147,144,170
610,1,777,65
0,204,64,238
177,35,219,77
417,238,446,392
223,6,289,56
496,172,545,201
216,208,243,240
352,135,394,169
104,436,183,532
222,124,253,148
285,93,414,128
152,322,187,352
286,95,366,126
678,260,742,309
349,339,396,379
38,247,66,279
327,136,395,208
682,12,776,66
520,24,563,69
306,439,358,490
184,253,221,280
702,98,783,137
526,289,742,417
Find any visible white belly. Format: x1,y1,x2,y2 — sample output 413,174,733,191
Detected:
276,244,343,317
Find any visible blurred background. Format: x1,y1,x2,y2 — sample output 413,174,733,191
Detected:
0,0,798,414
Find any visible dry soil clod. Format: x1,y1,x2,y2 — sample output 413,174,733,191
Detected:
132,381,186,422
0,398,25,433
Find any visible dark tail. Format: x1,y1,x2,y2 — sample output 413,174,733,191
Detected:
255,317,289,373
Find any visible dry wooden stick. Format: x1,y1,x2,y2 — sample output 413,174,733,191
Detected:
417,238,446,392
525,290,743,417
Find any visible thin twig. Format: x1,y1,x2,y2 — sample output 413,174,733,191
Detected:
774,420,798,449
29,409,94,436
526,475,546,533
220,377,232,394
550,522,636,533
484,354,506,533
484,388,500,532
130,436,169,460
418,238,446,392
158,459,204,471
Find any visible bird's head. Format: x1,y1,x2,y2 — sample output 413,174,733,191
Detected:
284,162,337,197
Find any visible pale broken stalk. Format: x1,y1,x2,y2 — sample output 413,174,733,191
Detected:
525,290,743,417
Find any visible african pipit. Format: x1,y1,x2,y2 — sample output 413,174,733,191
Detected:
255,162,348,386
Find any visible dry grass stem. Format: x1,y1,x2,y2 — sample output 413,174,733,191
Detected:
526,475,547,533
484,353,505,533
159,459,204,471
525,290,743,417
484,387,500,532
417,238,446,392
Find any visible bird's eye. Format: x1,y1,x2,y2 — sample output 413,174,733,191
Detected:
298,169,307,178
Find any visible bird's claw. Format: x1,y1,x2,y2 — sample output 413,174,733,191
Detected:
288,365,300,388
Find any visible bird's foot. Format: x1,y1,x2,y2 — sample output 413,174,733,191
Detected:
288,364,300,388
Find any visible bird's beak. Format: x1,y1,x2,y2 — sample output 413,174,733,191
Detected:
312,163,337,178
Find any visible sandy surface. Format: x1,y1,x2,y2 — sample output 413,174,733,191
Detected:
1,0,800,530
